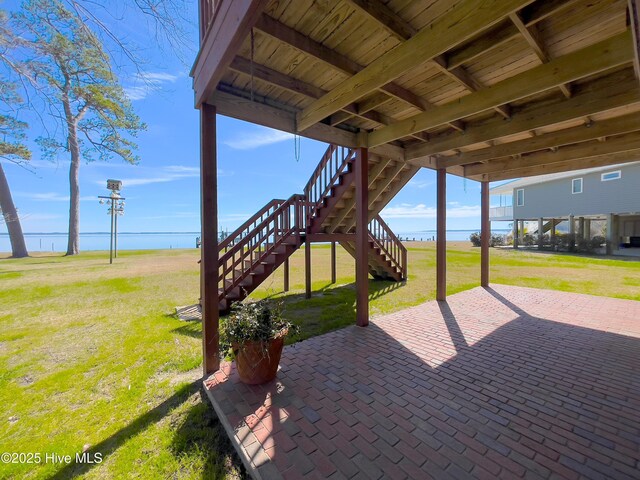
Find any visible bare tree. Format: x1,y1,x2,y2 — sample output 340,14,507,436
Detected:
12,0,145,255
66,0,195,69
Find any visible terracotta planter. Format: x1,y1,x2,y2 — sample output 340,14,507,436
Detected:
232,334,285,385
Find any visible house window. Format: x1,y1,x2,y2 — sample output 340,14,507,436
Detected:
601,170,621,182
572,178,583,194
516,189,524,207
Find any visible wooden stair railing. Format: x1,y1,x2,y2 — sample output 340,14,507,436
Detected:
218,194,305,309
303,145,355,230
368,214,408,280
216,143,407,311
219,198,287,253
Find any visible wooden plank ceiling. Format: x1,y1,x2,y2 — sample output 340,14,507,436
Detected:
197,0,640,181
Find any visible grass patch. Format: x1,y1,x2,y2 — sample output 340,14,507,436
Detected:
0,243,637,478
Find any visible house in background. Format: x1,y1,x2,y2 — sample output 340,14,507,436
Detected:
490,162,640,256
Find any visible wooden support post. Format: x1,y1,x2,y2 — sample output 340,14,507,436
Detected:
584,219,591,240
578,217,585,240
355,147,369,327
551,219,557,248
606,213,615,255
519,220,525,244
569,215,575,250
331,241,337,284
480,181,490,287
538,217,544,249
436,168,447,301
513,220,519,249
200,103,220,376
284,257,290,292
305,238,311,298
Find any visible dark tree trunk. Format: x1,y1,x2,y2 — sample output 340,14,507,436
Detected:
66,121,81,256
0,163,29,258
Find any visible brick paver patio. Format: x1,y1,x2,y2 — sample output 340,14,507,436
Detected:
204,285,640,480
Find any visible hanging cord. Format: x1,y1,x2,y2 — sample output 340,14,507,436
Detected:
294,134,301,162
293,116,301,162
250,27,255,103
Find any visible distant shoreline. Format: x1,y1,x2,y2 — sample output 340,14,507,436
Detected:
3,228,511,236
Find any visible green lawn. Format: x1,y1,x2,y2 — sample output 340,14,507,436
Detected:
0,243,638,478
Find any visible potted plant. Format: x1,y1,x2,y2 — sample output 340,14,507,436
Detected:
220,300,298,385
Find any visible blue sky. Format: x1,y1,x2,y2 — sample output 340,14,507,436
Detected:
1,1,492,236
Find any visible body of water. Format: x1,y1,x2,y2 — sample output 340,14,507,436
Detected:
0,229,511,253
396,229,510,242
0,232,201,253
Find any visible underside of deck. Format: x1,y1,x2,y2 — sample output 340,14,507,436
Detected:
204,285,640,480
193,0,640,182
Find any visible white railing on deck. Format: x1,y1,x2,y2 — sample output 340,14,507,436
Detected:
489,206,513,220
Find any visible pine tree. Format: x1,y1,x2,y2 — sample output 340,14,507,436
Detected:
12,0,145,255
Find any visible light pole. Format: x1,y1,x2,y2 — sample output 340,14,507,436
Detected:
99,179,125,264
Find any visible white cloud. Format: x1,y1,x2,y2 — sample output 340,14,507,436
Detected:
163,166,200,174
101,165,230,188
124,71,181,101
222,127,293,150
407,180,434,189
381,203,481,219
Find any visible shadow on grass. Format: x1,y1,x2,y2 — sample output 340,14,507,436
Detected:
172,323,202,339
51,380,240,480
171,389,247,479
173,279,406,343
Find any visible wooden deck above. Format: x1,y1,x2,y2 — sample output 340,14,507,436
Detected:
192,0,640,181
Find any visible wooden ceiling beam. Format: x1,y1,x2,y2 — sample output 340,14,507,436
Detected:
331,92,394,126
431,56,511,119
229,56,402,134
520,0,589,26
229,55,326,99
479,150,640,181
369,31,634,147
343,0,416,41
446,0,584,69
464,132,640,176
631,0,640,81
446,21,519,70
254,14,360,76
509,11,572,98
256,13,464,134
358,91,394,114
406,69,640,160
296,0,537,131
438,111,640,167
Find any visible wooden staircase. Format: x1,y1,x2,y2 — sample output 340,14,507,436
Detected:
217,145,415,312
534,218,563,235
